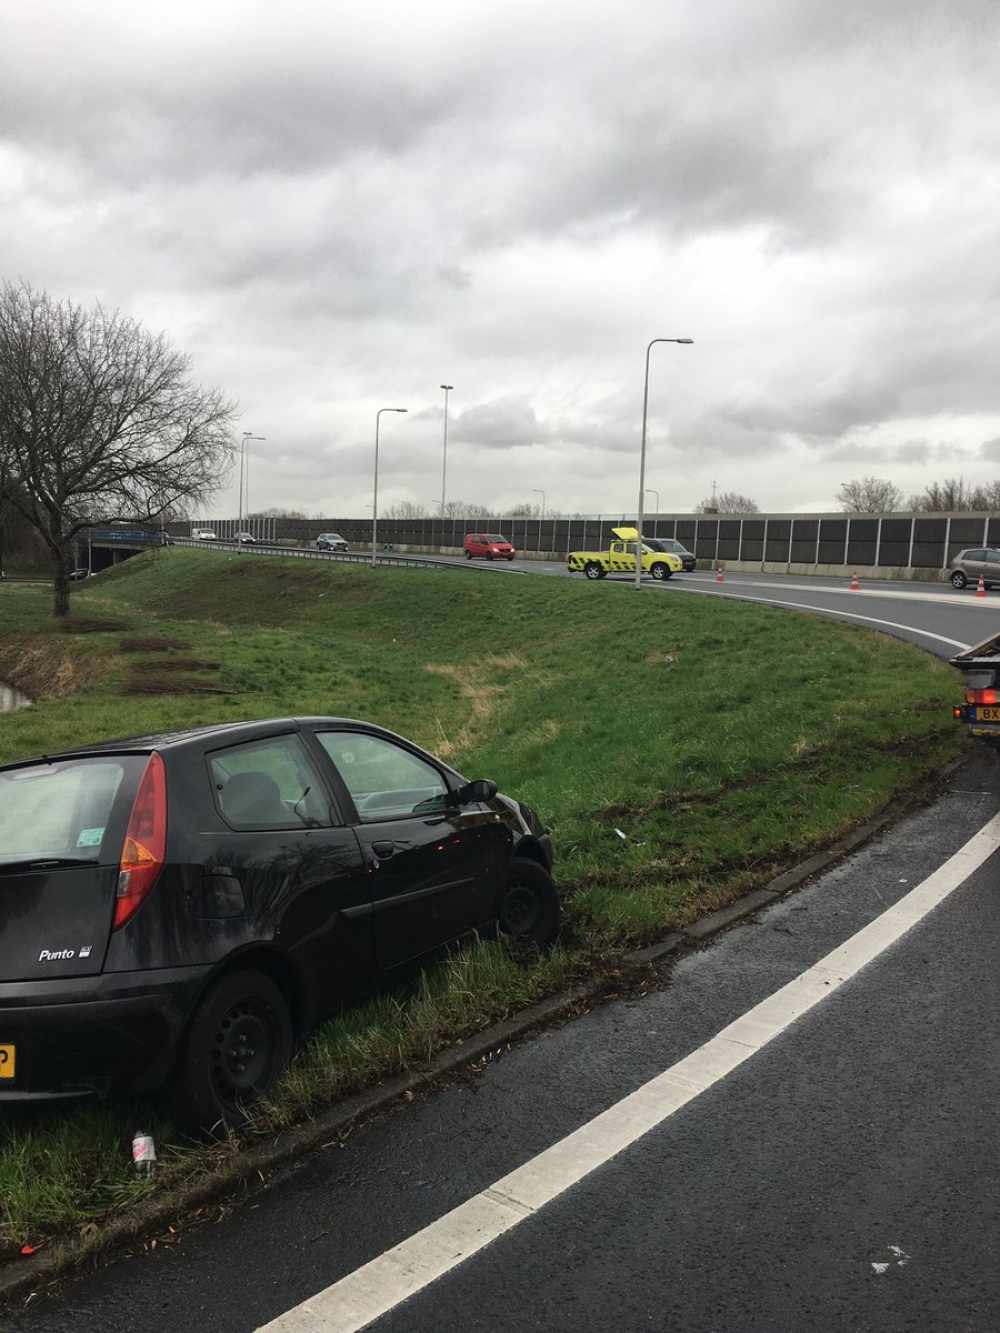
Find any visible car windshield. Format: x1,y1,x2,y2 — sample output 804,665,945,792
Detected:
484,535,509,543
0,758,134,865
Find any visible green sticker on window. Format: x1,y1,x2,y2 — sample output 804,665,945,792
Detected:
77,827,104,847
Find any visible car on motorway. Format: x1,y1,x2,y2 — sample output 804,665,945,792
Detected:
234,532,256,545
0,717,557,1132
193,529,218,542
316,532,349,552
948,548,1000,589
642,537,697,572
68,568,91,581
464,533,516,561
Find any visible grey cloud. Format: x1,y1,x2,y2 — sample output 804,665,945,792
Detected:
453,397,550,448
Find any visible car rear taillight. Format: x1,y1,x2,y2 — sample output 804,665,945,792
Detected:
114,752,167,930
966,688,999,704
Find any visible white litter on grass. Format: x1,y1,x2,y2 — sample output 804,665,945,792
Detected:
614,828,627,840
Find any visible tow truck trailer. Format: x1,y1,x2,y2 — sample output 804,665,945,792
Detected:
951,628,1000,744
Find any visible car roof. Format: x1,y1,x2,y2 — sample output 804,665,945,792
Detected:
6,717,412,764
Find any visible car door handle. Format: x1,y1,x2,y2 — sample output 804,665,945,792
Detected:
372,840,396,858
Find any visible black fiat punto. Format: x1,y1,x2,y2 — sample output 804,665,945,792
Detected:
0,717,557,1131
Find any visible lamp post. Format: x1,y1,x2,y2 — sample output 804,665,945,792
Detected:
533,488,545,519
372,408,408,566
439,385,453,519
634,338,693,589
239,433,265,551
645,488,659,516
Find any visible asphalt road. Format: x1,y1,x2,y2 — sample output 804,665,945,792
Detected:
6,564,1000,1331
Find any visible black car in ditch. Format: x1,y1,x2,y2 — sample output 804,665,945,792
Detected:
0,717,557,1131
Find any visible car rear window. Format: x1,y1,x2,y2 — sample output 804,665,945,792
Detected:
0,758,136,865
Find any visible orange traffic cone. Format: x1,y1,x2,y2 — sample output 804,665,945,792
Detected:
715,564,725,582
849,570,860,591
976,572,987,598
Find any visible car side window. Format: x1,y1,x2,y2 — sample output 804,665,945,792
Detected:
209,735,334,829
988,551,1000,564
316,732,452,821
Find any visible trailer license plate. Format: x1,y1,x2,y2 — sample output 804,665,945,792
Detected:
0,1045,14,1079
976,706,1000,722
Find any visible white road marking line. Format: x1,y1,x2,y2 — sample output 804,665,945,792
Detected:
257,812,1000,1333
669,584,972,651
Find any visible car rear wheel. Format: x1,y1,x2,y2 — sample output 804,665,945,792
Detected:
169,969,293,1136
584,562,602,580
951,570,969,589
465,551,473,559
499,859,560,949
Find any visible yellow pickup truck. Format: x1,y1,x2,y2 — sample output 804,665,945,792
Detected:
567,526,683,581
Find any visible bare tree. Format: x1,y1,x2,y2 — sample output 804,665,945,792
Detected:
443,499,490,519
837,476,904,513
907,477,992,512
384,500,428,519
694,491,759,513
0,282,237,615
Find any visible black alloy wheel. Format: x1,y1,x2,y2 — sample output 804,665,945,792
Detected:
499,858,560,949
170,970,293,1136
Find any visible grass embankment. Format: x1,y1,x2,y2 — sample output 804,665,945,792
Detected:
0,549,967,1255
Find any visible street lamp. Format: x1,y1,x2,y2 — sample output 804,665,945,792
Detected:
372,408,408,566
533,488,545,519
239,433,265,551
439,385,453,519
645,488,660,516
634,339,693,589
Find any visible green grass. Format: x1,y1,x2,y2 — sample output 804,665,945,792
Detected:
0,548,967,1254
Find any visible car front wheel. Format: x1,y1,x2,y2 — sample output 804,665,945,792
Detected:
499,859,560,949
169,969,293,1136
650,563,671,581
951,570,969,589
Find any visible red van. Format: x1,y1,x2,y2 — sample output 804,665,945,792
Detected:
464,533,515,561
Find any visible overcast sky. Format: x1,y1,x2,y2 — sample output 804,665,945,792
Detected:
3,0,999,520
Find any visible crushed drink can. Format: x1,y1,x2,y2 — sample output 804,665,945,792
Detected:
132,1131,157,1178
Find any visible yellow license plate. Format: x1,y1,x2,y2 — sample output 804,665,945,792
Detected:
976,706,1000,722
0,1045,14,1079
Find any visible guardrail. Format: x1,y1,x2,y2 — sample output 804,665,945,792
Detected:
171,538,451,571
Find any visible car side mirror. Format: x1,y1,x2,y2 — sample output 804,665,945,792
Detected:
456,778,498,805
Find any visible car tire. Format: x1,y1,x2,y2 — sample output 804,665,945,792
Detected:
465,551,473,560
499,859,560,949
487,552,494,561
651,563,670,581
584,562,602,580
951,571,968,589
169,969,293,1136
507,556,515,562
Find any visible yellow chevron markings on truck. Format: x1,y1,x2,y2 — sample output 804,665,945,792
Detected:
566,526,683,582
